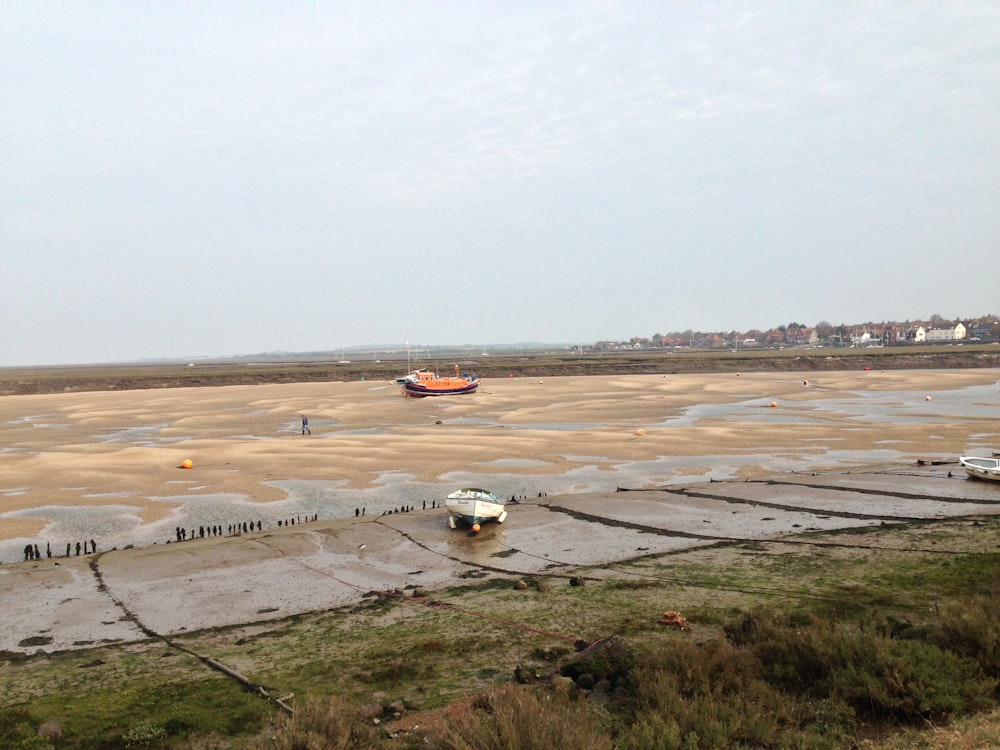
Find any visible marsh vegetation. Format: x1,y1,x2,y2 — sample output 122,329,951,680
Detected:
2,518,999,748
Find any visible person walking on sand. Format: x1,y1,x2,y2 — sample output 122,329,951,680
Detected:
301,414,311,435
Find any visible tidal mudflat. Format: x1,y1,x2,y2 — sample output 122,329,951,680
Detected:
2,369,998,562
1,369,999,654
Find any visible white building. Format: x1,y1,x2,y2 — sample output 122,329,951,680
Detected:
924,322,966,342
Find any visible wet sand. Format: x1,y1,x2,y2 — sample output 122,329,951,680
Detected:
1,369,999,653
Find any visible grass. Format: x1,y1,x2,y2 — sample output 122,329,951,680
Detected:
3,518,1000,748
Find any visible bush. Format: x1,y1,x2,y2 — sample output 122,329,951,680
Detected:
724,611,996,723
122,720,167,749
925,599,1000,679
617,638,813,749
250,696,376,750
431,682,612,750
829,637,994,722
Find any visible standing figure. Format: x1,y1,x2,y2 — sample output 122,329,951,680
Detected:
301,414,310,435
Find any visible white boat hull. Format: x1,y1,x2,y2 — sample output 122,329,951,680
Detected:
959,456,1000,482
445,488,507,532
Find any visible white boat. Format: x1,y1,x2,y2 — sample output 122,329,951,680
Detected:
959,455,1000,482
445,488,507,532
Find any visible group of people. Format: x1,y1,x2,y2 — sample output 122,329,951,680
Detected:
171,515,323,543
380,502,432,515
22,539,96,561
11,494,555,564
174,521,265,542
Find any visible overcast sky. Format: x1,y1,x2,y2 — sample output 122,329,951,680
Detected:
2,3,998,366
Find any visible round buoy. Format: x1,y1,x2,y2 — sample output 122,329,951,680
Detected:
770,401,777,408
925,395,932,401
803,379,809,386
538,380,544,384
635,428,645,437
181,459,193,469
472,523,481,533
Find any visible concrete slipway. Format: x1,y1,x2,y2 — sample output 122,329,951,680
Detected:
2,461,998,655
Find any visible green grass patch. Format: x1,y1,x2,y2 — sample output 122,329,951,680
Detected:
5,521,1000,748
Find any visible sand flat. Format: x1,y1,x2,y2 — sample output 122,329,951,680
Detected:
1,370,999,654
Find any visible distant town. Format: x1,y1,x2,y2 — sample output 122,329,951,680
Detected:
587,314,1000,353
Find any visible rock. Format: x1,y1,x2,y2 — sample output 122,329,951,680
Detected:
38,719,63,741
513,664,539,684
560,635,635,691
357,703,382,721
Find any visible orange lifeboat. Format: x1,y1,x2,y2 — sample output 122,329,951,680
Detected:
400,364,480,397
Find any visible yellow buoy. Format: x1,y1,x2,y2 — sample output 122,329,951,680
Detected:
181,459,193,469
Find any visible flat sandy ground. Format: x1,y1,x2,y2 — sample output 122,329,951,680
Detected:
1,369,999,654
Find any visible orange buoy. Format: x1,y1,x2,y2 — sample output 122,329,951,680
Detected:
770,401,777,408
472,523,481,533
181,459,193,469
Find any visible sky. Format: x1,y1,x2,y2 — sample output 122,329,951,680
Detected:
2,3,998,366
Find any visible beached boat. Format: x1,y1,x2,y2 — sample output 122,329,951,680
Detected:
400,365,479,397
445,488,507,532
959,455,1000,482
395,368,433,385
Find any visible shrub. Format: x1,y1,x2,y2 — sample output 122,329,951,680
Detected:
251,696,376,750
724,610,996,723
618,638,809,749
924,599,1000,679
828,637,994,722
122,720,167,749
430,682,612,750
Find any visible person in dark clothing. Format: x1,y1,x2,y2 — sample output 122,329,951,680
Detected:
301,414,311,434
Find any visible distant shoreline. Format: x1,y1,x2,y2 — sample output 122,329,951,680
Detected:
3,346,998,396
